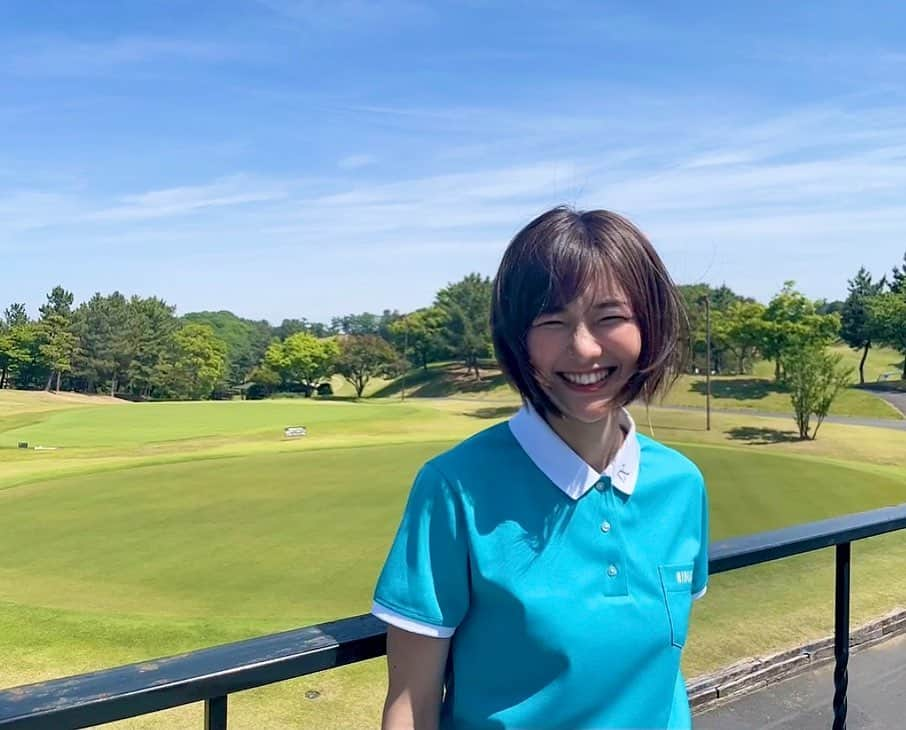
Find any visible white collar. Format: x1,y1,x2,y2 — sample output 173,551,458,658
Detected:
508,404,641,500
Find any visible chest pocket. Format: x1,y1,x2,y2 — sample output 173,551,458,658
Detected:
658,563,694,649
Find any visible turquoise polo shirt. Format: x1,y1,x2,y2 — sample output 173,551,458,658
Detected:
373,405,709,729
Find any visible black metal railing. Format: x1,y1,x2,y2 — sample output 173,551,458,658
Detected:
2,503,906,730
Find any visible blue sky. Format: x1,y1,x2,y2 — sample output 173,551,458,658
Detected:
4,1,906,323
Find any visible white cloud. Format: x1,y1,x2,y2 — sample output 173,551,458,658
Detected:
338,154,378,170
3,36,233,77
253,0,432,30
80,177,288,223
6,96,906,309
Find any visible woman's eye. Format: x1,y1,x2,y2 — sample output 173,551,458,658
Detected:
598,315,626,324
535,319,563,327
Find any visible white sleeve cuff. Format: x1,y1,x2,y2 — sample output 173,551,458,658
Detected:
692,585,708,601
371,601,457,638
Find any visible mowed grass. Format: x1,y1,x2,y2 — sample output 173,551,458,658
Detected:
752,343,905,383
660,374,903,420
0,392,905,728
372,358,905,420
664,344,905,419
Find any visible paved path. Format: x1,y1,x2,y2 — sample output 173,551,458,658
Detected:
441,396,906,431
695,633,906,729
874,389,906,419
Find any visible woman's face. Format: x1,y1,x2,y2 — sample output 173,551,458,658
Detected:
526,277,642,424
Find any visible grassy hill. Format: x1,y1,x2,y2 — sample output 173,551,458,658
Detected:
752,343,904,383
0,389,123,416
367,354,904,420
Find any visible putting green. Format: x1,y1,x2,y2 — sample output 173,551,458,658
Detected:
2,441,904,622
0,399,431,449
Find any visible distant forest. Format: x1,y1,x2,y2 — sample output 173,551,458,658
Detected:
2,252,905,400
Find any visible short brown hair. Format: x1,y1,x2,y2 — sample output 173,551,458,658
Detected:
491,206,687,418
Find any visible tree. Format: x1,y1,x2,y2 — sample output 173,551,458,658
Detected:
125,296,178,398
4,303,28,328
712,301,766,374
678,283,751,373
1,319,42,389
0,328,13,389
890,251,906,295
0,304,31,389
868,291,906,379
274,318,332,340
263,332,339,395
37,286,78,393
335,335,403,398
759,282,839,381
183,311,272,387
331,312,382,336
815,299,845,316
435,273,492,379
781,347,854,440
157,324,228,400
246,363,282,398
840,267,886,384
72,292,132,395
377,309,403,343
387,307,446,372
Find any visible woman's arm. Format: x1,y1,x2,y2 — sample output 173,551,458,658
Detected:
381,626,451,730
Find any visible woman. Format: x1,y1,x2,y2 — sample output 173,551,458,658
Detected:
372,206,709,729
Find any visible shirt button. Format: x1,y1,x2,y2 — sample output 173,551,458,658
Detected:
607,564,618,577
601,521,611,533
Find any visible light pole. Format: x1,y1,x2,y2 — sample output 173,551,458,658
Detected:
699,296,712,431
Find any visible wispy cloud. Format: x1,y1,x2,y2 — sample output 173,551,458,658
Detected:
6,89,906,315
81,176,289,224
338,154,378,170
253,0,432,30
2,36,233,77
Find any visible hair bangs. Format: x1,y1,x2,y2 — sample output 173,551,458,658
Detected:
531,220,616,318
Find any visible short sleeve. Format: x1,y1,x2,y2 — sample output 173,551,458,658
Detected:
372,462,470,637
692,477,709,600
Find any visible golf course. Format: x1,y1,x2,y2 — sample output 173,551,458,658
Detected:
1,374,905,729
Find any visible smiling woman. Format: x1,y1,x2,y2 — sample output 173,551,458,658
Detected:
372,207,707,730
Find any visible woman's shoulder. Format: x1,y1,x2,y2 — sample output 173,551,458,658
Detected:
429,419,517,470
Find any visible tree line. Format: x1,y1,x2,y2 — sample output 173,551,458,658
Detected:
0,273,490,400
1,253,904,411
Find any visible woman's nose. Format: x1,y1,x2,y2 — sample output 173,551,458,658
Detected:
570,324,603,358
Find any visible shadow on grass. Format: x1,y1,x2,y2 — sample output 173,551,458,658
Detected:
462,405,520,419
371,364,508,399
726,426,801,445
858,379,906,394
689,378,786,401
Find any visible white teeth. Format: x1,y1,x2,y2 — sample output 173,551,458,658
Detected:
562,370,611,385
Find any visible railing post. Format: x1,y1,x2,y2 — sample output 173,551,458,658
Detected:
205,695,227,730
833,542,851,730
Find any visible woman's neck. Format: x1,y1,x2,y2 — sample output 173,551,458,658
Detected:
545,408,625,473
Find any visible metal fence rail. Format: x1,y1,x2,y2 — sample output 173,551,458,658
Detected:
2,503,905,730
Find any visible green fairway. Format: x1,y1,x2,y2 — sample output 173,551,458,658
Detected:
371,359,905,420
1,391,905,728
4,440,903,621
660,343,905,419
659,373,903,419
752,343,905,383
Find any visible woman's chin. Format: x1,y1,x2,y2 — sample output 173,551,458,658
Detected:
551,392,620,424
